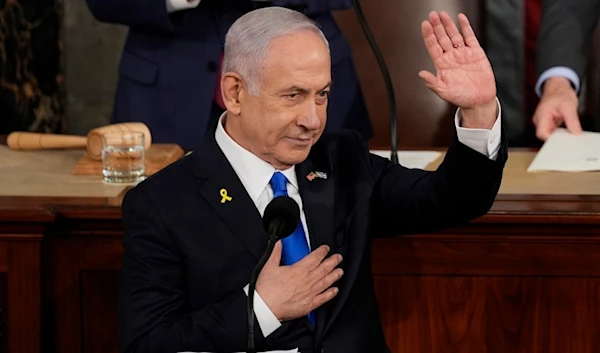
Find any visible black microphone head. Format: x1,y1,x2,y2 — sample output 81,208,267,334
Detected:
263,196,300,240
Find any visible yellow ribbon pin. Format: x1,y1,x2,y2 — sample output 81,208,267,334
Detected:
220,188,232,203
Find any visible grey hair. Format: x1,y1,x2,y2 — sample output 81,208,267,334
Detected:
222,6,329,95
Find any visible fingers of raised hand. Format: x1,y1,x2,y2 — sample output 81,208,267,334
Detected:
439,11,465,48
421,21,443,61
457,13,480,48
425,11,480,52
428,11,454,52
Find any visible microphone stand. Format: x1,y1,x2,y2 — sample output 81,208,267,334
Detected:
247,231,279,353
352,0,399,164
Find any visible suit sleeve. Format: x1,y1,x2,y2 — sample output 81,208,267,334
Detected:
536,0,600,83
118,188,268,353
355,129,507,237
85,0,189,31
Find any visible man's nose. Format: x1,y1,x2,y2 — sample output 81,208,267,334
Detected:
297,100,321,130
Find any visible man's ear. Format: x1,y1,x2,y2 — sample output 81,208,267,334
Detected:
222,72,245,115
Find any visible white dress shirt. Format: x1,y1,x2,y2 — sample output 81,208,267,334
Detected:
214,100,502,337
535,66,580,97
166,0,200,13
215,113,311,338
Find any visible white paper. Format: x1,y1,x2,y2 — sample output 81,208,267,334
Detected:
370,150,442,169
179,348,299,353
527,128,600,172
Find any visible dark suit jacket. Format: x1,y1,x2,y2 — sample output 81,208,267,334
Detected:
118,126,507,353
536,0,600,84
84,0,372,149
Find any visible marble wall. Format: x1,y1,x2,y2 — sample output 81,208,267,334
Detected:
62,0,125,135
0,0,63,134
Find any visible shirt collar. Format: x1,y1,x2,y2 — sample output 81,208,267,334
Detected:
214,112,298,202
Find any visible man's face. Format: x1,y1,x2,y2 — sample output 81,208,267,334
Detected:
232,30,331,169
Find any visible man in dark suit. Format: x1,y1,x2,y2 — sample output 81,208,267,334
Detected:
119,7,506,353
84,0,372,150
533,0,600,140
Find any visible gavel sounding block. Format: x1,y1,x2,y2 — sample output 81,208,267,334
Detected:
72,144,184,176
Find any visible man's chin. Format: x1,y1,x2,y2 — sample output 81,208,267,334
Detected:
277,149,311,167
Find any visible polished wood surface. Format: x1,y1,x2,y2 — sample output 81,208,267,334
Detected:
0,210,46,353
428,150,600,195
1,148,600,352
0,273,7,352
0,145,128,199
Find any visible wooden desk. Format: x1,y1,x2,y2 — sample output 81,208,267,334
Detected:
0,146,128,353
1,146,600,353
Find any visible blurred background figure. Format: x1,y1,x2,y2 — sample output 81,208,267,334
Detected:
82,0,373,150
533,0,600,141
3,0,600,148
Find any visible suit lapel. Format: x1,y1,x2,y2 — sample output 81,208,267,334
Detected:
193,136,267,260
194,134,344,337
295,158,335,256
295,156,335,339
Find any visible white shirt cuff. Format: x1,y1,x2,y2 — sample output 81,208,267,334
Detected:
243,284,282,337
535,66,580,96
166,0,200,13
455,97,502,161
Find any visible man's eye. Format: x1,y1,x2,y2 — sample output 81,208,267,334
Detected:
318,91,330,98
287,94,298,98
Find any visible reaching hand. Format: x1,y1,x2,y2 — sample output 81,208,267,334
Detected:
419,11,496,110
533,76,582,141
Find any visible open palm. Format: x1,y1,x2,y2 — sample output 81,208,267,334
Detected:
419,12,496,109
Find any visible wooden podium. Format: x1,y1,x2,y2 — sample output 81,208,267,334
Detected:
374,149,600,352
1,146,600,352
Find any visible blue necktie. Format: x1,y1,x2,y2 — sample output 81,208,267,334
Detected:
269,172,316,325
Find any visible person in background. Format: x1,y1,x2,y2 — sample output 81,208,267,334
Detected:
533,0,600,140
84,0,373,150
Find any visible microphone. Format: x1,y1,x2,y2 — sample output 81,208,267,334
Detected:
247,196,300,353
352,0,399,164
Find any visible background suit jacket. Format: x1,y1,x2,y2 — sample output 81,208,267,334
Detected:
118,126,507,353
84,0,373,150
536,0,600,83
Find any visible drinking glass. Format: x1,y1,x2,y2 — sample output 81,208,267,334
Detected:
101,131,146,183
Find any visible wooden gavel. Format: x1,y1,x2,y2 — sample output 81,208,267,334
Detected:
6,122,152,160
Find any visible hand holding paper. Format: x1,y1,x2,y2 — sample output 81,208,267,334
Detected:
528,128,600,172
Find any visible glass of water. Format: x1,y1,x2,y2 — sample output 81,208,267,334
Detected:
101,131,146,183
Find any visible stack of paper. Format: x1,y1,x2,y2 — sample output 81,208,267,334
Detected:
527,128,600,172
